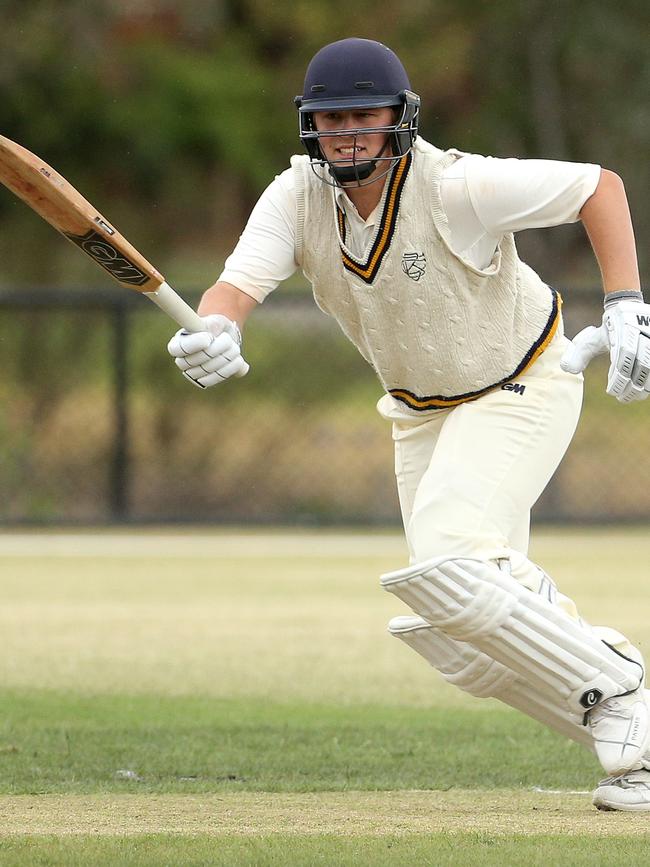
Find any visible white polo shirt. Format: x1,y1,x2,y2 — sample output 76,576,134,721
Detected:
219,152,601,302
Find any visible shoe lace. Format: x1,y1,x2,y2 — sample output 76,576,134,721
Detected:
598,770,650,789
589,699,628,723
589,692,644,724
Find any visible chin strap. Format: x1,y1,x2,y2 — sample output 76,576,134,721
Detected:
327,138,390,185
330,161,376,183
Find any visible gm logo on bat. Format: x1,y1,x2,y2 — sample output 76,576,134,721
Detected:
64,228,149,286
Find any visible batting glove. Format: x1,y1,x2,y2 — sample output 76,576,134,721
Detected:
167,314,249,389
560,291,650,403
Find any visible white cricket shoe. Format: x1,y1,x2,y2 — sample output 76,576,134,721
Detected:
587,687,650,776
593,768,650,811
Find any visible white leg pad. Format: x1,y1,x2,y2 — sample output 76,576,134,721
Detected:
389,614,594,749
381,557,644,717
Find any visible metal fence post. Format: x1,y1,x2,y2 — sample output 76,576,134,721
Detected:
111,300,129,521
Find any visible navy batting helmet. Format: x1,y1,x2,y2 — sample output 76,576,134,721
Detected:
295,38,420,185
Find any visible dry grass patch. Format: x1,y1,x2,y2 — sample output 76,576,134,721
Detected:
0,791,648,837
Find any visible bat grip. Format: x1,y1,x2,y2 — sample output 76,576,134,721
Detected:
144,281,206,332
144,282,250,377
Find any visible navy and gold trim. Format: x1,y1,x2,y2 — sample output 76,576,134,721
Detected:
389,291,563,411
336,207,347,245
336,152,412,285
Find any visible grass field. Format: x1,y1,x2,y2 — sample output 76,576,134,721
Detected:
0,528,649,865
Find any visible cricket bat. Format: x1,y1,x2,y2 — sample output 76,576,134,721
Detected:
0,134,206,332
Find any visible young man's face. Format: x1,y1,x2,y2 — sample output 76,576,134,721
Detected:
312,106,395,183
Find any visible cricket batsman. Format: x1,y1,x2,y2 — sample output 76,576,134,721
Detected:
167,38,650,811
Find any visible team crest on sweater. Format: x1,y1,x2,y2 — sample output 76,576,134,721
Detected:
402,251,427,281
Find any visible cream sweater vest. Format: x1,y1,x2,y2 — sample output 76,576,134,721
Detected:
292,137,562,412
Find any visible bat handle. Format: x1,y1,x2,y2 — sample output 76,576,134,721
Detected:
144,281,250,377
144,281,206,332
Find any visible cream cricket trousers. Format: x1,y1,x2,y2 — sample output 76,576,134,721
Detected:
378,331,640,732
377,331,583,598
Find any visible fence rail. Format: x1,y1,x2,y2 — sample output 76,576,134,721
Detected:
0,285,646,525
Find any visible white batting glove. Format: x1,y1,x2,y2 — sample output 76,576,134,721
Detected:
167,314,249,389
560,291,650,403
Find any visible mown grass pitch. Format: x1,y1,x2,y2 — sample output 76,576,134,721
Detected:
0,528,649,865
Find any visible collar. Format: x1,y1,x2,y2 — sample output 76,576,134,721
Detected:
334,186,380,226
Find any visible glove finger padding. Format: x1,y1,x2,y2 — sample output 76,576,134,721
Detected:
560,324,609,374
608,340,650,403
182,347,242,378
186,355,249,388
607,317,638,380
167,330,214,358
631,333,650,390
173,333,240,370
614,380,648,403
604,300,650,402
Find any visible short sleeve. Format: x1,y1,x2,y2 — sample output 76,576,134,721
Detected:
461,155,601,236
218,168,298,302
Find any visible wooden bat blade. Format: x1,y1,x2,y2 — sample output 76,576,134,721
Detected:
0,135,207,333
0,134,163,292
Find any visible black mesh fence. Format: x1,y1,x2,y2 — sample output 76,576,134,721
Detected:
0,285,647,525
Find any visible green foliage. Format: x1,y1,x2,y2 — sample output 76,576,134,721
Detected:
102,37,289,193
0,1,647,285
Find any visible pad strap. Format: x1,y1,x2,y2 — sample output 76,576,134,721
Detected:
389,614,593,749
382,557,644,717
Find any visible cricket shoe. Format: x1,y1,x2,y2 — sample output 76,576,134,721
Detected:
592,768,650,811
587,687,650,776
